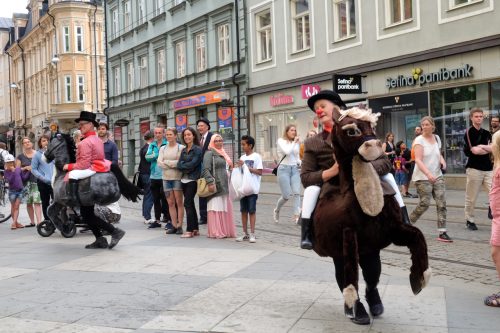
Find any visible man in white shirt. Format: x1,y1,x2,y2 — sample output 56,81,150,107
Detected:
197,117,213,225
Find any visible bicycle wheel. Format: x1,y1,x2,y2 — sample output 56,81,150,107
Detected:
0,180,11,223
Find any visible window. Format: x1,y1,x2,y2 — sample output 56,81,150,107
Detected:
217,24,230,66
256,10,273,62
75,26,83,52
153,0,165,15
111,8,119,38
389,0,412,24
113,66,121,95
138,0,146,24
173,0,185,5
156,49,165,83
126,61,134,92
64,75,71,102
176,40,186,78
123,0,131,30
77,75,85,102
452,0,474,6
63,26,70,52
139,56,148,88
333,0,356,40
291,0,310,52
195,33,206,73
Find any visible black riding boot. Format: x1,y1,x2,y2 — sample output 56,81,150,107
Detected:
401,206,411,225
365,287,384,316
300,217,313,250
68,179,80,207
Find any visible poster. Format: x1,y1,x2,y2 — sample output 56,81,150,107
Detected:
217,107,234,139
176,114,188,132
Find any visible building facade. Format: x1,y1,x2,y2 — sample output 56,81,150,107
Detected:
0,17,14,150
245,0,500,178
5,0,106,153
105,0,247,177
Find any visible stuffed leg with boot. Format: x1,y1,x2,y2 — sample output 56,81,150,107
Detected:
380,173,411,225
300,185,320,250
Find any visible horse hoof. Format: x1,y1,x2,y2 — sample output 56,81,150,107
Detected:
350,300,370,325
410,268,432,295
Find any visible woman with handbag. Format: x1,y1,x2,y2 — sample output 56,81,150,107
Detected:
273,124,302,224
177,127,203,238
157,127,185,235
202,133,236,239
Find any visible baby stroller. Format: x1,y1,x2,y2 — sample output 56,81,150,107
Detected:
37,202,121,238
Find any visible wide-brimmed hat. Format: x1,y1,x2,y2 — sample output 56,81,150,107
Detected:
196,117,211,130
307,90,346,111
75,111,99,127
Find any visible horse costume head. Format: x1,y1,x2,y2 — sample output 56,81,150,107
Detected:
44,133,76,171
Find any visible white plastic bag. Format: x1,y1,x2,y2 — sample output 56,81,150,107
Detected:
239,164,256,197
230,167,243,201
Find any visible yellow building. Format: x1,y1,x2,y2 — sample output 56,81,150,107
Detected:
6,0,105,152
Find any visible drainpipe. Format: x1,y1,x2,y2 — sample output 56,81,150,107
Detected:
6,50,14,154
92,0,99,112
232,0,242,157
17,43,27,136
102,0,110,118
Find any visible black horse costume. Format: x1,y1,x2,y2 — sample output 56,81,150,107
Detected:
43,133,141,233
313,107,431,323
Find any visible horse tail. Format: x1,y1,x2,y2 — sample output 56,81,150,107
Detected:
110,164,142,202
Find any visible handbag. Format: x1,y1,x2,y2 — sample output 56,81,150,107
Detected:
196,155,217,198
272,155,286,176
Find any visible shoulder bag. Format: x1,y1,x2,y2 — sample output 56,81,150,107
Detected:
272,155,286,176
197,154,217,198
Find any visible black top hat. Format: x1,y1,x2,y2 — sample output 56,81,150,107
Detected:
196,117,211,130
307,90,346,111
75,111,99,127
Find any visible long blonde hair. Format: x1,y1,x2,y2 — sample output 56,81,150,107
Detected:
492,131,500,171
282,124,296,140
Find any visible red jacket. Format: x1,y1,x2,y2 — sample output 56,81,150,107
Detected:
67,131,110,172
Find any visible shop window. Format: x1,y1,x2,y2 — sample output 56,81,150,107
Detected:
430,83,489,174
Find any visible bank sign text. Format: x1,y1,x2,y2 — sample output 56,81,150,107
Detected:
386,64,473,89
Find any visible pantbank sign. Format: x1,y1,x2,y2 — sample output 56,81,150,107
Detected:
386,64,473,89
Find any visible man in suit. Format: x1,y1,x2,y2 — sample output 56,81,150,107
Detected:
197,117,213,225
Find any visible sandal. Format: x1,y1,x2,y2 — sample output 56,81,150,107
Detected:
10,224,17,230
193,230,200,236
484,292,500,307
180,232,193,238
15,223,24,229
25,223,36,228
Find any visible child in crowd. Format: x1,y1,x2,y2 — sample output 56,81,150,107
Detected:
393,148,408,196
3,154,30,230
485,131,500,307
236,135,263,243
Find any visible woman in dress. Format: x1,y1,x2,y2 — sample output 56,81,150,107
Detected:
382,132,396,166
16,137,42,227
409,116,451,242
157,127,185,235
177,127,203,238
273,124,302,224
202,133,236,239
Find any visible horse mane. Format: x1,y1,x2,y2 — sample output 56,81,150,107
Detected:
61,133,76,163
338,107,380,128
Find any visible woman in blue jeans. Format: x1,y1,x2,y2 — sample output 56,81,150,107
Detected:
274,124,301,224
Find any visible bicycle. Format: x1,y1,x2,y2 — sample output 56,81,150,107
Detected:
0,177,12,223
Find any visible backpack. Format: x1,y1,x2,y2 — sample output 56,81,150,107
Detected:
0,150,5,170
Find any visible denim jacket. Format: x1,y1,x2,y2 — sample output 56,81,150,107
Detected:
177,145,203,180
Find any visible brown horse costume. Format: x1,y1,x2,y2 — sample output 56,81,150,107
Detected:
313,107,431,313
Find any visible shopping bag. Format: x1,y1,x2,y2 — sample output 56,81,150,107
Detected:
239,164,256,197
230,167,243,201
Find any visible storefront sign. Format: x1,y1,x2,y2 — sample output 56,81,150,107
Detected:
114,119,130,127
369,92,428,113
270,93,294,107
301,84,321,99
175,114,188,132
386,64,473,89
334,74,362,94
173,91,225,111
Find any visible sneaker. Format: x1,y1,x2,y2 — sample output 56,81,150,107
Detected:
236,234,249,242
148,221,162,229
273,209,279,223
466,221,478,231
165,228,177,234
249,234,256,243
144,218,153,224
437,232,453,242
176,227,183,235
165,222,174,230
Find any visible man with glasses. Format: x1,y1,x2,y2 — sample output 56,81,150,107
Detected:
491,115,500,135
63,111,125,249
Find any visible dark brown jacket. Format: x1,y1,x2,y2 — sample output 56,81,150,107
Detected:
301,131,392,199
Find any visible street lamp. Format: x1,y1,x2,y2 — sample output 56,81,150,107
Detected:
51,54,60,64
10,83,18,89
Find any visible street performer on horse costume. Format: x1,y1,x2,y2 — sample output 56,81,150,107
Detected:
63,111,126,249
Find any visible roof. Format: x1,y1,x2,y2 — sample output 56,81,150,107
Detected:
0,17,13,30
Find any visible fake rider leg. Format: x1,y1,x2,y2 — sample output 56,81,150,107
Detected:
299,185,320,250
380,173,411,225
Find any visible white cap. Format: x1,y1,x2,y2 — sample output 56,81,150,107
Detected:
4,154,15,163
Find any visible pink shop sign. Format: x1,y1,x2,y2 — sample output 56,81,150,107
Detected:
270,93,294,107
301,84,321,99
